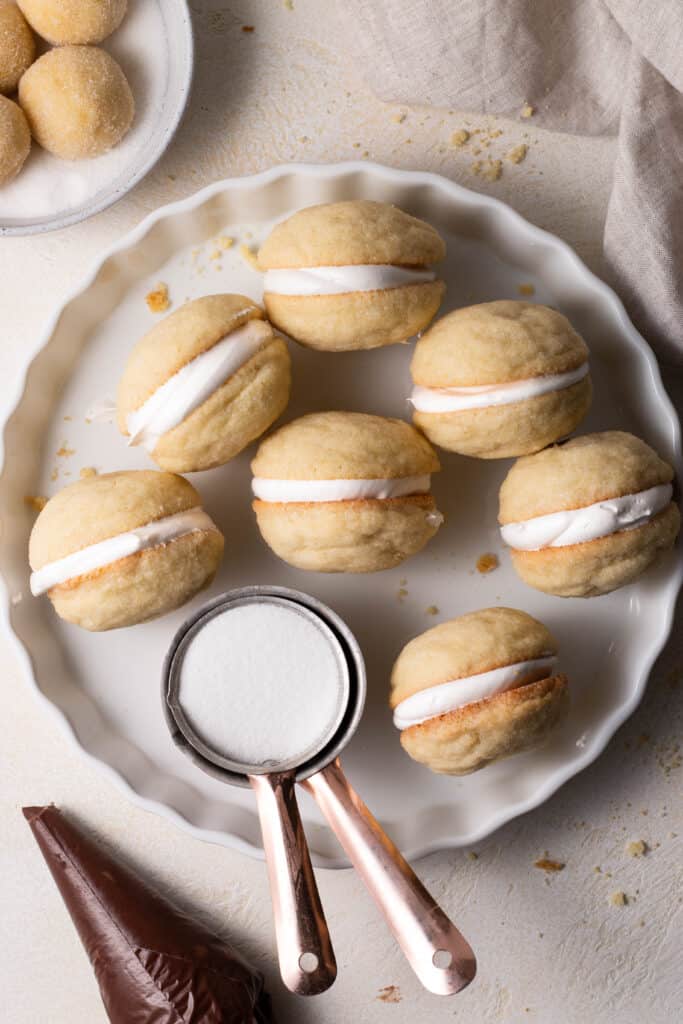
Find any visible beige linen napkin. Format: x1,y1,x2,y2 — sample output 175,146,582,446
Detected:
338,0,683,363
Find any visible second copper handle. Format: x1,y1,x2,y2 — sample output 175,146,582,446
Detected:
249,772,337,995
302,758,476,995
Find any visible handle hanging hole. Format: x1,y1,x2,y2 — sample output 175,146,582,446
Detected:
299,952,320,973
433,948,453,969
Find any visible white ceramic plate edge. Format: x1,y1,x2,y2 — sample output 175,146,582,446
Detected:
2,161,682,867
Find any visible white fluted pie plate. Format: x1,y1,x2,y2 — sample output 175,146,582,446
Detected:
1,163,681,867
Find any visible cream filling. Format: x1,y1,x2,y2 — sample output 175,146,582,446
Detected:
251,475,431,503
500,483,673,551
30,507,218,596
263,264,436,296
126,318,272,452
393,656,557,730
410,362,589,414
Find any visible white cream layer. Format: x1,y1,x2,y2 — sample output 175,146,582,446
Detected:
393,656,557,730
30,507,217,596
263,265,436,296
410,362,589,414
126,318,271,453
252,475,431,503
500,483,673,551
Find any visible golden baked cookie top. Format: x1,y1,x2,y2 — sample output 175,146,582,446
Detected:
251,411,440,481
117,295,268,427
29,470,201,568
258,201,445,270
499,431,675,524
390,607,557,706
412,301,588,387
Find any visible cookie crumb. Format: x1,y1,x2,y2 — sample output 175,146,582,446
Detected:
241,25,255,33
79,466,98,479
391,111,406,124
216,235,234,250
477,552,499,574
63,415,72,421
56,444,75,458
451,129,470,147
472,158,502,181
377,986,401,1004
626,840,647,858
50,468,58,482
518,283,535,296
146,283,170,313
467,851,478,861
240,244,260,270
506,143,528,164
397,587,408,601
521,103,535,119
425,604,439,616
534,858,565,872
609,891,628,906
284,0,294,8
24,495,47,512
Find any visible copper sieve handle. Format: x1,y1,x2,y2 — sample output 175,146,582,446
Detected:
302,758,476,995
249,772,337,995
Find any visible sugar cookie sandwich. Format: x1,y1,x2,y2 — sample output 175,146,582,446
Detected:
410,301,591,458
390,607,568,775
29,471,224,631
251,411,441,572
117,295,291,473
499,431,680,597
258,200,446,351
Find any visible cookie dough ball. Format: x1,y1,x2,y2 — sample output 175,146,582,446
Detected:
19,45,134,159
258,200,446,352
0,94,29,184
251,411,441,572
29,471,224,631
17,0,127,45
0,2,35,94
411,302,592,459
118,295,291,474
390,607,568,775
499,431,680,597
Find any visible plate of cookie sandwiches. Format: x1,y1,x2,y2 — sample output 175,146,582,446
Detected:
1,162,681,866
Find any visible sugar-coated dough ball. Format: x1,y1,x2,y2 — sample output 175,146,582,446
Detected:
0,94,30,184
0,1,35,94
19,45,134,159
17,0,127,45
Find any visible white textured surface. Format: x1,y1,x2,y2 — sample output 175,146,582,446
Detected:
1,3,682,1022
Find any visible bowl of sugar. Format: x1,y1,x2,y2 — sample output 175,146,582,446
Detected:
0,1,193,236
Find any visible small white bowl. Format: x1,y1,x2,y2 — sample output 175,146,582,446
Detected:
0,0,193,236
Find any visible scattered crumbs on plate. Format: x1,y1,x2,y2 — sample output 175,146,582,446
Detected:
477,552,499,574
209,249,222,261
50,468,58,482
425,605,439,616
377,985,401,1004
391,111,406,124
626,839,648,858
240,244,260,270
241,25,255,33
451,129,470,147
609,891,628,907
488,128,503,139
506,143,528,164
467,851,478,861
397,587,408,601
216,235,234,250
146,283,170,313
519,282,536,296
521,102,535,118
24,495,47,512
79,466,98,479
362,150,370,158
534,856,565,872
63,415,72,421
594,865,602,874
299,135,310,144
56,443,75,458
352,141,361,149
10,592,22,606
284,0,294,8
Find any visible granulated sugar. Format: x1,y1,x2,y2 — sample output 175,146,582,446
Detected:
177,601,347,772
